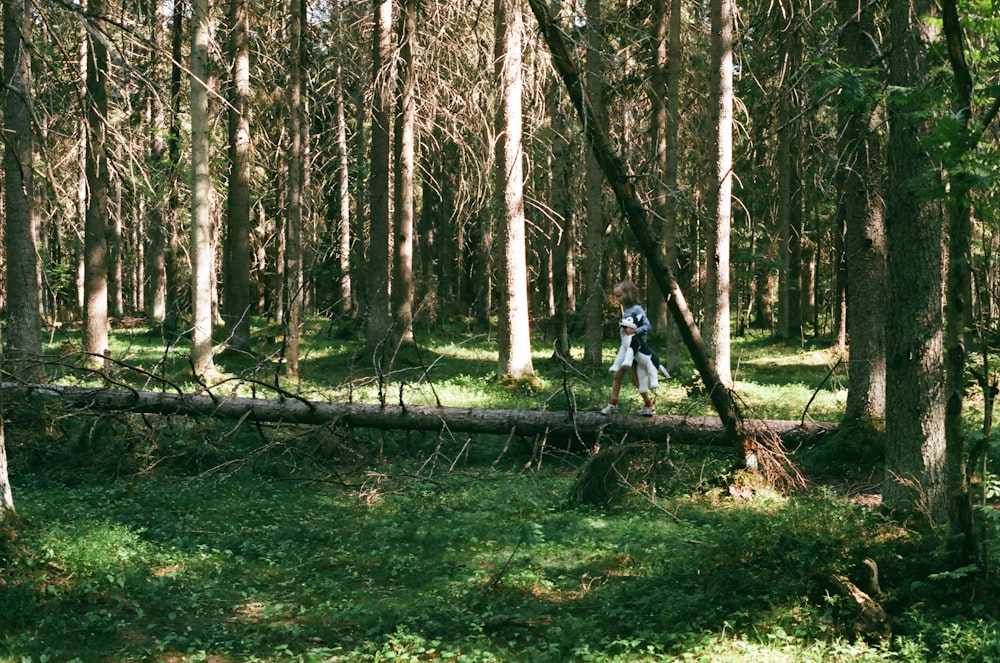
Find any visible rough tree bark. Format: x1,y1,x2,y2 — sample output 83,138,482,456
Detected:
581,0,607,369
190,0,215,376
83,0,110,369
392,0,417,347
145,0,169,324
495,0,535,381
3,383,834,448
365,0,393,356
838,0,886,427
285,0,306,379
705,0,734,384
223,0,253,352
3,0,42,377
883,0,946,521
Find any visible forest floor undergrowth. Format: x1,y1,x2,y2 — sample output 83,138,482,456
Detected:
2,318,1000,662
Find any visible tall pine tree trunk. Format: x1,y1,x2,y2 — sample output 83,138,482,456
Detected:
495,0,535,381
83,0,110,370
581,0,606,369
331,0,353,315
365,0,393,357
942,0,980,557
190,0,215,376
883,0,947,522
838,0,886,427
549,80,573,361
653,0,682,374
284,0,306,379
145,13,168,323
223,0,253,352
144,0,168,324
705,0,734,385
165,4,185,329
392,0,417,347
3,0,42,376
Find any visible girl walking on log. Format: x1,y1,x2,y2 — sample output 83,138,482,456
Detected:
600,280,669,416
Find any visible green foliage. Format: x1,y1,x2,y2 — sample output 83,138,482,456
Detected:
4,458,986,663
3,324,999,661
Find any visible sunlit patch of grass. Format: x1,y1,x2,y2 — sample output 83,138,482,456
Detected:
734,380,844,422
39,519,152,575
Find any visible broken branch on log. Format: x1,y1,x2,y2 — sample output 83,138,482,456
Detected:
3,382,835,447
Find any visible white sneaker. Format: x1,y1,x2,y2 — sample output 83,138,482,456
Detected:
600,403,619,415
636,405,656,416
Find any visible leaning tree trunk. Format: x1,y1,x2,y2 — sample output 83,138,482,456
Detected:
527,0,752,465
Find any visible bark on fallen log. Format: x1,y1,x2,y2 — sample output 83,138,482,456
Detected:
2,383,835,447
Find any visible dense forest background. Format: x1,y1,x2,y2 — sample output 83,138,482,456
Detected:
4,0,1000,543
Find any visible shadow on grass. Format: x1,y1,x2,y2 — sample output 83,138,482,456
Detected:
2,449,956,662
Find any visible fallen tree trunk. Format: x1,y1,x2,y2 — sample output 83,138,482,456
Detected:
3,382,835,447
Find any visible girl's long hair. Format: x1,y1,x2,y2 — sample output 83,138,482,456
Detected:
614,280,640,308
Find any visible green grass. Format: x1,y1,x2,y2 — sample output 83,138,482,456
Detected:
5,461,998,662
2,319,998,661
39,318,848,421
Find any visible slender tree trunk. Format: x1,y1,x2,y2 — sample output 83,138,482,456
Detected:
472,219,493,332
648,0,669,335
108,187,123,319
581,0,607,369
776,113,797,340
549,80,573,361
665,0,683,371
331,0,353,315
284,0,306,379
787,121,804,339
751,140,776,333
942,0,981,557
144,0,168,323
705,0,734,385
495,0,535,380
83,0,110,369
656,0,682,374
190,0,215,376
838,0,886,427
3,0,42,375
365,0,393,356
392,0,417,346
883,0,946,522
223,0,253,352
434,138,460,321
165,3,185,330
